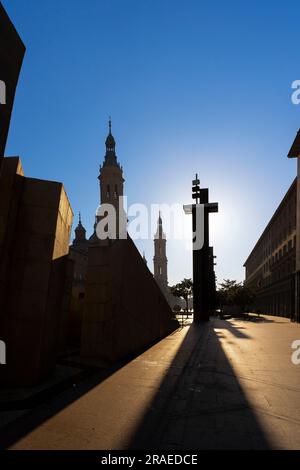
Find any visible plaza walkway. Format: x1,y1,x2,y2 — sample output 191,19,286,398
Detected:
2,315,300,450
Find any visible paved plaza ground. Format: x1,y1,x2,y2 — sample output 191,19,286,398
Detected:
1,314,300,450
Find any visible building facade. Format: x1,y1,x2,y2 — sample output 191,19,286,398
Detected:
68,120,125,346
244,178,297,320
287,129,300,323
69,119,124,286
80,124,179,360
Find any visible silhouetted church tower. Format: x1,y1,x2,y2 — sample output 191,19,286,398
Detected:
98,118,124,209
153,212,168,291
73,213,88,249
90,119,125,242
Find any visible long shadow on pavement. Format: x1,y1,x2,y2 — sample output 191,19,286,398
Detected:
128,319,271,450
0,337,165,449
0,319,271,450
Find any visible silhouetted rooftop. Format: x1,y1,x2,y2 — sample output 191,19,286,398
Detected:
288,129,300,158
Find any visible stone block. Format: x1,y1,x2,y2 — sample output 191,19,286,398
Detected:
81,237,179,362
0,157,73,387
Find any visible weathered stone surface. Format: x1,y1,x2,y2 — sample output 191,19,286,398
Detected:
0,157,73,387
81,237,179,362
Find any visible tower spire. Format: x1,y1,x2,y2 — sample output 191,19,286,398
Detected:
104,117,118,166
153,212,168,292
73,211,87,245
93,121,125,244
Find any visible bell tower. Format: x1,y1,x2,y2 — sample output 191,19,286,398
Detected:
91,119,125,242
98,118,124,209
73,213,88,249
153,212,168,291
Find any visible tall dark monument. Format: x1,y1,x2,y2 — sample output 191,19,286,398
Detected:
0,2,25,158
184,175,218,322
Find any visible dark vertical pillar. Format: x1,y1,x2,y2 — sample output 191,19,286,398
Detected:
192,206,201,321
189,175,218,323
193,189,210,322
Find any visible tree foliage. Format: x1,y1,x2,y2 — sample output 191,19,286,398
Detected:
171,278,193,312
217,279,255,310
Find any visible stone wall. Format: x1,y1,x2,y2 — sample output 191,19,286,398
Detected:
81,237,179,362
0,157,73,386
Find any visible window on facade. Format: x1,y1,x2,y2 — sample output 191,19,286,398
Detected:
106,184,110,198
114,184,118,199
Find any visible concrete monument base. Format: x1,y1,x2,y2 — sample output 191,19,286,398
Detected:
81,237,179,362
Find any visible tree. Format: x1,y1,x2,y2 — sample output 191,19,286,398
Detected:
234,284,255,311
171,278,193,315
217,279,255,312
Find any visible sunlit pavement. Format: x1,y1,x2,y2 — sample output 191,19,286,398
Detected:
6,315,300,450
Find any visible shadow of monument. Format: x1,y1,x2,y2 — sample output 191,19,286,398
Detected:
0,332,173,449
0,319,271,449
214,321,252,339
127,320,271,450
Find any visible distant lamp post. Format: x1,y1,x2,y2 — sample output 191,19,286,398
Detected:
184,174,219,322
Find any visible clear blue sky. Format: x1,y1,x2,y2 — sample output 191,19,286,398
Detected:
3,0,300,286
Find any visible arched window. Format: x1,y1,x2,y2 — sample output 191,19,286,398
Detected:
106,184,110,198
114,184,118,199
